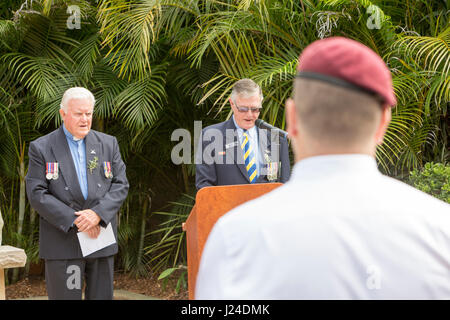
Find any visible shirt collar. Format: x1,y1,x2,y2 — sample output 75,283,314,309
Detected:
232,115,257,138
62,124,83,143
291,154,380,181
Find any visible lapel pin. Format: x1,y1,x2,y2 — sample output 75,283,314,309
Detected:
88,156,99,174
225,141,238,149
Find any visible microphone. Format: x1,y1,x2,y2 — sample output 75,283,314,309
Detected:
255,119,289,139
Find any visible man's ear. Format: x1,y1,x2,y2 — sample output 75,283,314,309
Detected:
59,108,65,122
375,105,391,145
286,98,299,139
229,98,236,113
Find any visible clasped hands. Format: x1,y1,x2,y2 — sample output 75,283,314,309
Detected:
74,209,101,239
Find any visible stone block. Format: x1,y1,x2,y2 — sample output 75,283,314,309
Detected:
0,246,27,269
0,210,3,246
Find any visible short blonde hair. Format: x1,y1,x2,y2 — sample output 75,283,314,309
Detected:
60,87,95,111
294,78,383,147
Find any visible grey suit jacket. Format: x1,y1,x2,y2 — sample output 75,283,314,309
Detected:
26,127,129,260
195,118,291,189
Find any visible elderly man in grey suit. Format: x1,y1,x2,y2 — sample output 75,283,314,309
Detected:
195,79,291,189
26,87,129,300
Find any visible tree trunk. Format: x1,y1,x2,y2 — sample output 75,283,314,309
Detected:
136,196,150,270
0,208,3,246
94,118,104,132
24,207,36,276
12,155,26,283
181,164,189,193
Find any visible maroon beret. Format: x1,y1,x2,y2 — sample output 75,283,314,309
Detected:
296,37,396,106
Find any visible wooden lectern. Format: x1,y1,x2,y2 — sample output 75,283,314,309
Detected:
182,183,282,299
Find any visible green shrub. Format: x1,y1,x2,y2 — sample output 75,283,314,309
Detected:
408,162,450,204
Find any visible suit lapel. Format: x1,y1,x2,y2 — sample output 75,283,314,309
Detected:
258,127,271,165
51,127,85,204
257,127,271,182
85,131,101,204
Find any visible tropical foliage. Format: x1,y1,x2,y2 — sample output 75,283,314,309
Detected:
0,0,448,285
409,162,450,203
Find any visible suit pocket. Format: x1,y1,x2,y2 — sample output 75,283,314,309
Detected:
48,177,69,201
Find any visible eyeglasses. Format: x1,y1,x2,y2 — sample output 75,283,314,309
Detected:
237,106,261,113
234,104,262,114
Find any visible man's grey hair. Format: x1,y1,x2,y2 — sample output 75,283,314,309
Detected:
230,78,263,102
60,87,96,111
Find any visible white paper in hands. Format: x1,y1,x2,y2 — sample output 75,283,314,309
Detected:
77,223,116,257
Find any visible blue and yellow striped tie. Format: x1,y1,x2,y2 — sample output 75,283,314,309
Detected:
241,130,258,183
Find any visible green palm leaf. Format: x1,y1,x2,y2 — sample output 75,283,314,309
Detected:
98,0,162,79
92,63,128,119
72,33,102,81
395,27,450,75
115,64,168,130
393,26,450,112
4,53,70,101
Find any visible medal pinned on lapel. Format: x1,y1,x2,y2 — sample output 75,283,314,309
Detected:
267,162,279,181
264,153,278,182
46,162,59,180
103,161,113,179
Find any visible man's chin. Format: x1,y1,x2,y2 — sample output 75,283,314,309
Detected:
75,129,90,139
242,121,255,130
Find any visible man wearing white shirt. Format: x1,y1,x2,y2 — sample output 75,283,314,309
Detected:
195,78,291,189
195,37,450,299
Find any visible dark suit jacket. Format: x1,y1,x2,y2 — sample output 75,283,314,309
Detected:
196,118,291,189
25,127,129,260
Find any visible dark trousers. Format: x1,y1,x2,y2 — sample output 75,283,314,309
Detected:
44,256,114,300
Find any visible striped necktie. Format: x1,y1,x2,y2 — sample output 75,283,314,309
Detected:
241,130,258,183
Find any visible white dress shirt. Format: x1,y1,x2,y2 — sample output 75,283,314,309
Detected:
195,154,450,299
232,116,262,174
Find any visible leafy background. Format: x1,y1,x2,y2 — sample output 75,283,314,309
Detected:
0,0,448,286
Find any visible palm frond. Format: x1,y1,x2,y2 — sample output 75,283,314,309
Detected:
72,33,102,81
394,26,450,76
4,53,70,101
115,63,168,130
92,63,128,119
97,0,162,79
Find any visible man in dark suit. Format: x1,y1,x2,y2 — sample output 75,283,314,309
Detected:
196,79,290,189
26,87,129,300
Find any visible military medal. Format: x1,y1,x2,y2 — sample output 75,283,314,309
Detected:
264,153,278,181
267,162,279,181
46,162,59,180
103,161,113,179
